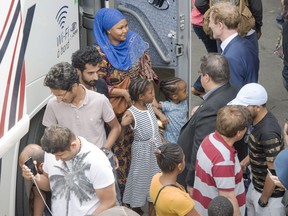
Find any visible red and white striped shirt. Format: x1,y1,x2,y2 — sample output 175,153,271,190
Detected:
193,131,246,216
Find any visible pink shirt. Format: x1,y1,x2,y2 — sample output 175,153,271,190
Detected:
191,0,204,26
43,86,115,148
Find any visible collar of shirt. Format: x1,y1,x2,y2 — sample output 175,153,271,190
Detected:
64,84,88,108
220,33,238,53
202,84,224,100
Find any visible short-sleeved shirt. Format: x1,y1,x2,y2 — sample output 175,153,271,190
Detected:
160,100,188,143
248,111,285,196
43,137,114,216
150,173,195,216
43,86,115,148
193,131,246,216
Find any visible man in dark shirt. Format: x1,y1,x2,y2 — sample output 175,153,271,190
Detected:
72,46,109,98
229,83,285,215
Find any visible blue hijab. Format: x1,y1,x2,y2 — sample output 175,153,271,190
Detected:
93,8,148,70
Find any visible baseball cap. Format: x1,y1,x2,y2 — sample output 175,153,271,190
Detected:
274,149,288,189
228,83,268,106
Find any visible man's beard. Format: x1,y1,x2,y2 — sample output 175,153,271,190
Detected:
84,79,97,87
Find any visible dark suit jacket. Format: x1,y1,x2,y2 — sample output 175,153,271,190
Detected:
178,82,238,187
223,35,259,88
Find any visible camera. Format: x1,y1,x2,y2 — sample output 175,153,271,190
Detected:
24,157,38,176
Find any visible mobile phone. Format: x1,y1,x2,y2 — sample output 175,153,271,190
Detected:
24,157,37,176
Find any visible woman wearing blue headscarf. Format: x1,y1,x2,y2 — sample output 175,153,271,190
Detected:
93,8,159,210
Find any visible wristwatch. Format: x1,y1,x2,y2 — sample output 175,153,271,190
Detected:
100,147,110,156
258,198,268,207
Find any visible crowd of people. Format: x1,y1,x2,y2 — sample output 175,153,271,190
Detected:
19,1,288,216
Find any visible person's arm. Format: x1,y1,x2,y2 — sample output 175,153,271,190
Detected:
259,132,283,205
152,106,169,125
186,111,218,187
109,86,131,106
268,175,285,189
91,183,116,215
186,208,201,216
247,0,263,38
187,186,194,198
42,100,58,128
121,110,133,128
104,117,121,150
219,190,241,216
240,155,250,172
258,162,276,205
152,99,162,110
120,110,134,140
32,187,46,216
34,172,51,192
22,164,51,191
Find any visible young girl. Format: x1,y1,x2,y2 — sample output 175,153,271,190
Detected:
156,77,188,143
121,78,163,214
150,143,200,216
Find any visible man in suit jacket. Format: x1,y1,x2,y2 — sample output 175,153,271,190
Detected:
208,1,259,88
177,53,238,193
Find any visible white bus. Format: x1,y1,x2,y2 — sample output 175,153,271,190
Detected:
0,0,191,215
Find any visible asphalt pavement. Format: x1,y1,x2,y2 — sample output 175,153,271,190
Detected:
144,0,287,214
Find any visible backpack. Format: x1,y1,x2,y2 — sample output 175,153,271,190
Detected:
203,0,255,37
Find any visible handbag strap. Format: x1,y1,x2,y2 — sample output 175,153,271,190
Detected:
153,183,181,206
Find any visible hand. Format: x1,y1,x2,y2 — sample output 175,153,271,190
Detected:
257,31,262,40
240,156,250,173
123,90,132,105
187,186,194,198
151,100,159,109
190,106,199,117
159,114,169,125
113,155,119,170
268,174,285,189
22,164,35,181
121,111,133,127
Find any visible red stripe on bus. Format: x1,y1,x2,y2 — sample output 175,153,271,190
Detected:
0,16,22,138
0,0,15,41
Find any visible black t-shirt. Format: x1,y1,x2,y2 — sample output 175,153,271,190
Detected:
248,111,285,196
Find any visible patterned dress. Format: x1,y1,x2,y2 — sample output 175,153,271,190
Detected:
97,45,142,198
123,104,162,207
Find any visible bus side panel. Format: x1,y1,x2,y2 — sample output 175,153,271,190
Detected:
0,0,80,215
